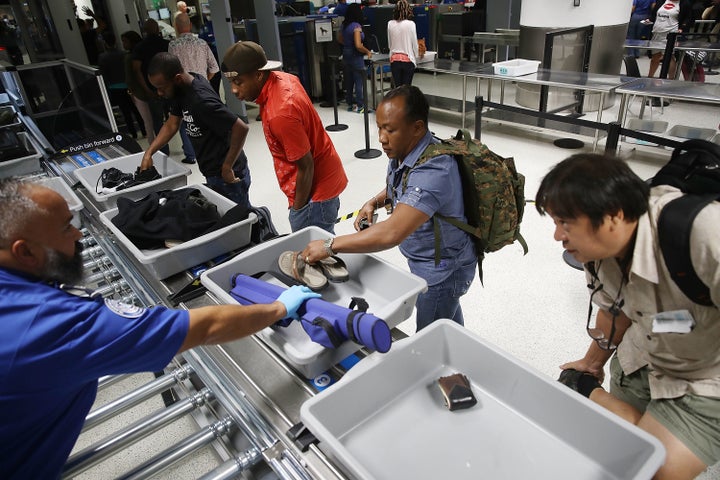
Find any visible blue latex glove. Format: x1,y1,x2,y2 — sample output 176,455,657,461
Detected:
276,285,321,319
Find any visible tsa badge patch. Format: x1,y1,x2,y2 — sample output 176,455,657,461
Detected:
105,298,146,318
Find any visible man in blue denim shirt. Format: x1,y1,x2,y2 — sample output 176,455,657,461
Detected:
302,85,476,331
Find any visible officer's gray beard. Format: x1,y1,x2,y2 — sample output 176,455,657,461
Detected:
40,241,84,284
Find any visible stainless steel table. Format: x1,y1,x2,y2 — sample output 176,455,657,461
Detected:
616,77,720,127
365,53,390,109
623,38,720,80
441,31,520,63
417,59,636,147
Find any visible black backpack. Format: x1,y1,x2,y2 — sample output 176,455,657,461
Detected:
650,139,720,306
249,206,280,244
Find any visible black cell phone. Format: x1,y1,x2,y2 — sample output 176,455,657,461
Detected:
359,213,378,230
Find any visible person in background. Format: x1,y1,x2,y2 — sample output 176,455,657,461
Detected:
301,85,476,332
78,7,107,65
0,15,22,65
98,32,146,140
132,18,170,154
169,12,220,165
333,0,349,16
388,0,420,87
221,41,348,234
535,153,720,480
338,3,373,113
0,179,320,479
627,0,655,58
648,0,692,78
140,52,252,211
122,30,156,145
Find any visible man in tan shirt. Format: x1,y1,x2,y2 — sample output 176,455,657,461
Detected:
535,153,720,480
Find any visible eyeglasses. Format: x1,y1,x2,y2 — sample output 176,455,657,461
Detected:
586,263,625,351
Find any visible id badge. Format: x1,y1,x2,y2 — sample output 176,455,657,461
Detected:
651,310,696,334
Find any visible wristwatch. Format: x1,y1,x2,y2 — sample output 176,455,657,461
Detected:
323,237,336,257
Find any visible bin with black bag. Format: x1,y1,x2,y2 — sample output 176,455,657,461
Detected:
99,184,257,279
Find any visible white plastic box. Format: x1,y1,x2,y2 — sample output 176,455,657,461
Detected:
36,176,84,228
301,320,666,480
0,132,42,178
100,184,257,279
492,58,541,76
417,51,437,64
201,226,427,378
74,151,191,210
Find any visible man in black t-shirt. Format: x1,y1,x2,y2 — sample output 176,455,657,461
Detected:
139,52,252,210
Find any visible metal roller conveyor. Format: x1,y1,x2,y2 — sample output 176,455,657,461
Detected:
197,448,263,480
117,416,237,480
97,374,132,391
62,389,214,478
82,365,194,432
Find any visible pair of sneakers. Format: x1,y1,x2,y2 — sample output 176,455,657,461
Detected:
97,166,161,194
346,104,372,114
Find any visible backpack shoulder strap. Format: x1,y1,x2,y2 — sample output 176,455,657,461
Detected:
657,193,719,306
402,139,463,194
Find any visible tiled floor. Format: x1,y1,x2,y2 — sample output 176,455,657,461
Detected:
85,56,719,478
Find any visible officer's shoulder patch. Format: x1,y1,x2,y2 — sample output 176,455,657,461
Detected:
104,298,146,318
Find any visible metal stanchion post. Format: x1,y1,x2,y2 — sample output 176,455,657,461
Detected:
325,58,348,132
354,63,381,159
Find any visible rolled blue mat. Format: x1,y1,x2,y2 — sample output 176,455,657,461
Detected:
230,274,392,353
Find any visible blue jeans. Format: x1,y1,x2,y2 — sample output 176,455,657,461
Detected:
414,259,476,332
205,162,252,212
344,60,365,108
627,13,652,58
288,196,340,234
179,120,196,160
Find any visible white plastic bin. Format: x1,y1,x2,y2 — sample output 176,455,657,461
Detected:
74,151,191,210
100,184,257,279
201,226,427,378
492,58,541,76
417,51,437,64
301,320,666,480
36,176,84,228
0,132,42,178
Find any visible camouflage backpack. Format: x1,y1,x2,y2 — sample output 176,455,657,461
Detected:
402,129,528,282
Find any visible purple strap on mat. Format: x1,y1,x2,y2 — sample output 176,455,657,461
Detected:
229,274,392,353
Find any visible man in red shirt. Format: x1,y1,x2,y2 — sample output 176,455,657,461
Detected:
221,41,348,233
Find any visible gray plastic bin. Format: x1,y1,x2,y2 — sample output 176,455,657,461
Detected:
0,105,21,130
0,132,42,178
35,176,84,228
301,320,666,480
201,226,427,378
74,152,191,210
666,124,715,141
100,184,257,279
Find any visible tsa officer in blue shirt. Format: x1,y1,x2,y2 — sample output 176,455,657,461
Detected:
0,179,319,480
302,85,476,332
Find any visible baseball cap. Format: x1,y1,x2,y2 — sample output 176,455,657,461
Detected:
221,41,283,78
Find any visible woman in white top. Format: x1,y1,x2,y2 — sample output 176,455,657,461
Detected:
648,0,691,78
388,0,420,87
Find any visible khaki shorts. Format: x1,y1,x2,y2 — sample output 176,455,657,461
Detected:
609,355,720,466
